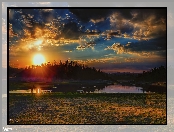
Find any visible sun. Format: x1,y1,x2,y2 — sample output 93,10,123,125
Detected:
33,54,46,65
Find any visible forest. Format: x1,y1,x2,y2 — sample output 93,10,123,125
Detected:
9,60,166,83
10,60,108,80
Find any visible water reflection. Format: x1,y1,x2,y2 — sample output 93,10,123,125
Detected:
9,84,144,93
99,85,143,93
9,89,36,93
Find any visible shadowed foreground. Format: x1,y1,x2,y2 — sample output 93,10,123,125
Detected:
9,93,166,124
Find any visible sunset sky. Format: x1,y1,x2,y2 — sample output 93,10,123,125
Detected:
8,8,166,73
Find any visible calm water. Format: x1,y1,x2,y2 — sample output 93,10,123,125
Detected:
99,85,143,93
9,89,42,93
9,84,144,93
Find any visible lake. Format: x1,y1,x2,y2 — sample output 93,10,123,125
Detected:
9,84,144,93
99,84,144,93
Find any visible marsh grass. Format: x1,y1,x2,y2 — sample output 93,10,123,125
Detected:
9,93,166,124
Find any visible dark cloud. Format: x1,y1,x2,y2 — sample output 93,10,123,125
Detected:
117,24,134,34
126,40,166,53
109,8,166,39
117,9,133,20
105,39,166,57
108,31,120,36
130,9,166,22
61,22,81,39
149,36,167,50
39,9,55,23
88,18,111,32
26,22,45,38
73,8,166,23
125,41,157,52
69,9,113,22
9,8,166,41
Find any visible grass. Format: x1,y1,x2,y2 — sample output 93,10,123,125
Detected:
8,93,166,124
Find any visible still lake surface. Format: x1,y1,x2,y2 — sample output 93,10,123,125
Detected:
100,85,143,93
9,84,144,93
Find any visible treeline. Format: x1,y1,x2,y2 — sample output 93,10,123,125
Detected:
15,60,109,80
136,66,166,82
107,66,166,83
9,63,166,82
108,73,139,81
9,66,23,77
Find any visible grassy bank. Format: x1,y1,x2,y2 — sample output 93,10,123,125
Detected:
9,93,166,124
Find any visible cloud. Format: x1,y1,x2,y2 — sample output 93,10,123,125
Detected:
61,22,81,39
76,36,97,50
76,45,86,50
76,45,95,52
41,9,53,12
109,9,166,40
131,9,166,23
9,23,18,38
104,43,127,54
104,41,166,60
124,58,139,63
72,52,165,73
90,18,105,23
8,8,166,71
63,50,73,53
69,9,113,22
110,12,134,34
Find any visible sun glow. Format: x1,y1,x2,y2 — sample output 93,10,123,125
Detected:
34,39,43,46
33,54,46,65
